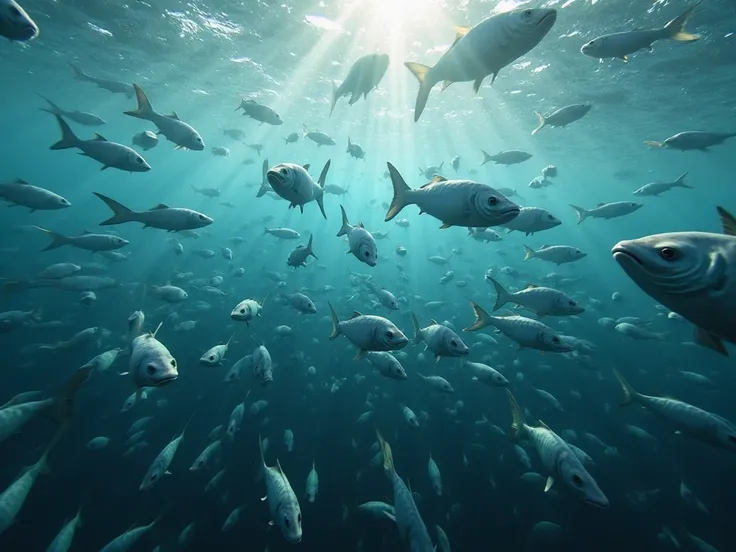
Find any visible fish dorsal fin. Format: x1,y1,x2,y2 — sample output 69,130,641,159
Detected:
82,230,91,234
433,175,447,183
152,321,163,339
540,244,550,249
303,164,310,170
453,25,470,39
13,178,29,185
430,319,438,325
350,311,362,319
597,203,605,207
275,458,285,476
150,204,169,210
537,419,552,431
525,284,537,289
544,476,555,492
93,134,107,141
167,112,180,120
717,206,736,236
359,222,365,228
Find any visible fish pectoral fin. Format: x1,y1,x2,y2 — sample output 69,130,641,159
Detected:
544,476,555,492
261,495,267,502
354,349,367,361
439,223,451,229
453,25,470,39
693,326,728,356
473,77,485,93
384,511,397,523
165,470,172,476
440,80,453,92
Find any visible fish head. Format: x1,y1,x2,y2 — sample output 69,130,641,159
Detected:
370,53,390,81
358,240,378,267
55,196,71,208
557,451,609,508
557,296,585,315
0,0,38,41
714,423,736,451
200,347,221,366
509,7,557,41
474,188,520,225
378,322,409,350
269,112,284,125
231,301,252,321
111,235,130,247
390,362,407,379
133,335,179,387
541,330,573,352
538,210,561,229
185,129,205,151
581,36,607,58
190,211,214,228
126,150,152,172
613,233,729,304
277,500,302,543
444,331,469,357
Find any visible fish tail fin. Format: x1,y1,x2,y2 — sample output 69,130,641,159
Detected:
506,390,526,440
49,365,94,448
315,160,331,220
49,114,79,150
464,300,492,332
612,368,638,406
258,434,267,468
663,2,701,42
410,311,422,345
480,149,492,165
93,192,137,225
385,162,412,222
522,244,536,262
328,302,341,340
330,80,338,118
337,205,350,237
531,111,546,135
68,62,85,80
33,226,69,251
404,62,433,122
262,226,270,236
376,431,394,474
489,277,511,311
256,159,270,198
675,172,692,188
124,84,155,120
569,204,588,224
306,234,318,259
644,140,665,149
37,94,61,115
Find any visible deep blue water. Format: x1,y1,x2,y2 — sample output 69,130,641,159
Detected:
1,0,736,551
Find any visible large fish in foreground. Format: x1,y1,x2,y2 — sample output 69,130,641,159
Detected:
385,163,519,229
404,8,556,121
376,432,434,552
612,206,736,356
267,160,331,218
330,53,389,117
258,436,302,543
0,0,38,41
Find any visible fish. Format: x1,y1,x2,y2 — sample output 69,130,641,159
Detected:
612,206,736,355
267,160,331,218
128,322,178,400
235,98,283,125
507,391,609,507
644,131,736,151
481,150,532,166
346,137,366,160
287,235,318,268
405,8,556,121
303,125,336,146
69,62,133,97
139,415,192,490
633,173,692,196
532,104,591,135
328,302,408,360
132,130,158,150
124,84,204,150
570,202,642,224
385,163,519,229
33,226,129,252
264,227,300,239
581,3,701,61
0,0,38,41
523,244,587,265
410,313,469,361
93,193,213,231
337,205,377,266
257,435,302,543
501,206,560,236
0,179,70,211
487,277,584,317
38,94,106,126
48,114,150,172
330,53,389,116
613,369,736,452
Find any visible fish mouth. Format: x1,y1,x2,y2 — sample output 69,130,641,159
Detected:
612,247,642,266
266,171,284,187
537,10,557,29
153,374,178,386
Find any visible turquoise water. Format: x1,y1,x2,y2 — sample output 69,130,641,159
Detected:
0,0,735,551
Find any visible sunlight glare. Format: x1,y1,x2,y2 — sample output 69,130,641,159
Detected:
369,0,434,20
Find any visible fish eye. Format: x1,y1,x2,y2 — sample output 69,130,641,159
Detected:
571,474,584,486
170,359,177,368
659,247,678,261
588,40,595,46
364,251,370,257
198,214,205,219
146,364,156,375
280,168,288,175
568,300,576,306
240,308,245,314
451,340,457,346
9,5,20,17
551,336,560,343
297,513,302,524
136,157,143,164
209,355,215,361
523,9,532,17
150,473,158,481
284,517,290,527
487,196,498,206
386,330,394,339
